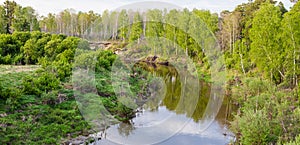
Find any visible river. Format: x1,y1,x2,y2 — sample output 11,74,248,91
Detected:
90,62,235,145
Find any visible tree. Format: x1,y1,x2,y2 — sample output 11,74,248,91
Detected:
40,13,57,33
23,6,40,31
87,10,99,35
12,5,29,32
290,0,298,3
188,11,203,59
61,9,72,35
165,9,179,49
232,0,276,51
78,12,89,37
219,11,241,53
118,10,129,42
0,6,6,33
145,9,164,55
129,12,143,43
145,9,164,38
110,11,118,40
249,2,284,83
193,9,219,33
21,38,38,64
177,8,190,55
101,10,111,40
281,1,300,87
3,0,17,33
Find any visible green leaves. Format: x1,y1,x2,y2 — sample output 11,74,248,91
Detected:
22,71,61,96
129,12,143,43
230,76,300,144
249,2,284,83
281,2,300,87
118,10,129,42
0,1,39,33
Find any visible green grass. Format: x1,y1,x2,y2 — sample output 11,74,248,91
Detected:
0,65,93,144
0,65,40,74
0,65,40,88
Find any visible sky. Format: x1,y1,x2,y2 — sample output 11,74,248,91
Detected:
0,0,294,16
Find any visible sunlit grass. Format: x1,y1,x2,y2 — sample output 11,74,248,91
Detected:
0,65,40,88
0,65,40,75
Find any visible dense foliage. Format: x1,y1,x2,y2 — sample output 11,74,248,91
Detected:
220,1,300,144
0,0,40,33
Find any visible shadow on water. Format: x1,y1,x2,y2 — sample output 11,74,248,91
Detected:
94,62,235,145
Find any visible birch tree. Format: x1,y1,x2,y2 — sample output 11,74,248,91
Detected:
249,2,284,83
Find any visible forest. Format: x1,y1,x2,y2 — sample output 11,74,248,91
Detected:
0,0,299,144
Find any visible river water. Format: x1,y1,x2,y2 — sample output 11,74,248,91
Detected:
92,63,235,145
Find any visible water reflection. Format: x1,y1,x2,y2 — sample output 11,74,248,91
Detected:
134,62,212,123
94,63,232,145
117,121,135,137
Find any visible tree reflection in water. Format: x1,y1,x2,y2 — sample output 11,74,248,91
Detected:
132,61,210,122
117,120,136,137
113,61,210,137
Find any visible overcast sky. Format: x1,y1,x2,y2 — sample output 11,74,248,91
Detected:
0,0,294,16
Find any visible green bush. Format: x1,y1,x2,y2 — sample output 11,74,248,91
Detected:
231,108,280,144
57,37,80,54
43,38,63,61
231,77,300,144
12,31,31,46
22,71,61,96
231,77,275,103
77,39,90,50
96,50,116,71
73,50,98,70
0,86,22,111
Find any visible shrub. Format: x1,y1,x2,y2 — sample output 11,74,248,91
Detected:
231,108,281,144
22,71,61,96
12,31,31,46
231,77,275,103
96,50,116,71
57,37,80,54
77,39,90,50
0,82,22,111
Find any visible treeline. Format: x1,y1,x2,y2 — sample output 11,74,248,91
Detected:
219,0,299,88
0,0,218,40
0,0,220,69
0,0,99,36
39,7,219,42
39,10,99,37
38,7,219,59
